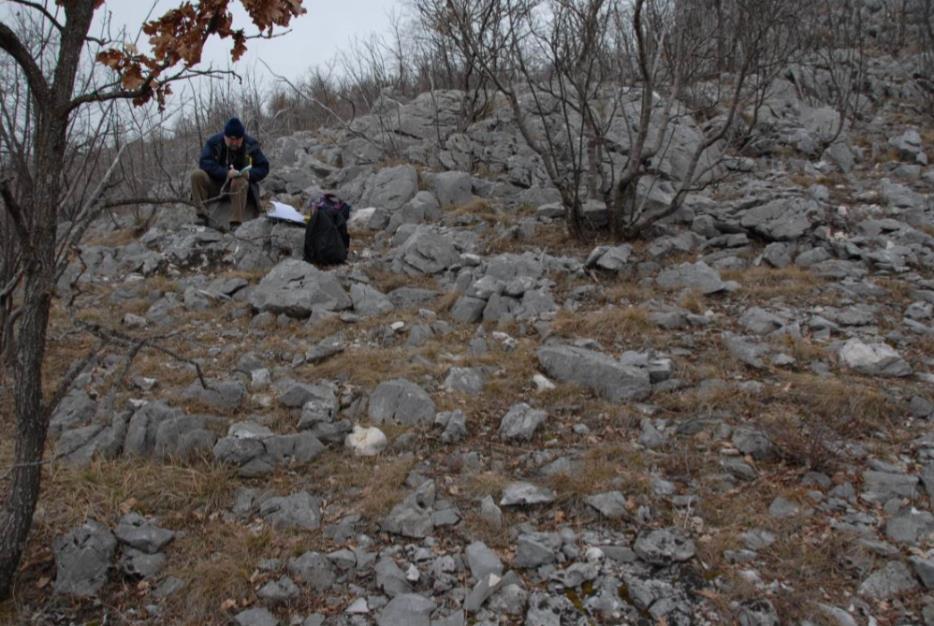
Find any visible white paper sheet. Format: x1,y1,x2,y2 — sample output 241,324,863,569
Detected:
266,200,306,224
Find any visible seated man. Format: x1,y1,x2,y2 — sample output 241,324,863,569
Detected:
190,117,270,228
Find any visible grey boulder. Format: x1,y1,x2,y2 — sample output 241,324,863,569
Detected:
633,528,696,565
249,259,351,318
368,379,436,426
377,593,436,626
656,261,736,294
53,520,117,597
500,481,556,506
259,491,322,530
113,513,174,554
538,345,651,402
839,339,912,377
498,403,547,441
858,561,919,599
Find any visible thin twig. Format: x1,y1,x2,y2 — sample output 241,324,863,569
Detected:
75,320,210,389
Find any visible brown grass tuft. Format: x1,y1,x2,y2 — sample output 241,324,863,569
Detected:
546,443,647,501
434,291,461,315
678,289,706,314
355,454,418,520
447,197,494,218
722,266,824,301
551,305,653,345
778,334,829,363
304,346,441,387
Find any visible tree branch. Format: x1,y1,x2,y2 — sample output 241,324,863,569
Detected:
66,67,238,114
7,0,65,33
0,21,50,106
75,321,210,390
0,177,31,249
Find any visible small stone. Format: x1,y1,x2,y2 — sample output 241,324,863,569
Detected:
233,607,279,626
466,542,504,580
584,491,628,519
885,509,934,545
514,533,559,568
345,597,369,614
498,403,547,441
839,338,912,377
909,555,934,589
478,495,503,529
500,482,556,506
533,374,555,391
633,528,696,564
377,593,435,626
768,496,799,518
858,560,920,599
258,576,300,603
345,425,388,456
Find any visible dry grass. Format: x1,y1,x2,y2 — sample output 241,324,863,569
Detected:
774,372,896,429
143,274,180,294
302,345,439,387
482,221,576,255
459,510,511,549
447,197,494,217
777,334,829,363
759,410,843,472
433,290,461,315
464,470,512,499
662,361,904,476
546,443,648,502
678,289,706,314
874,276,916,305
165,522,275,624
603,280,654,304
35,459,236,536
551,305,654,345
354,454,417,520
83,228,140,247
366,266,438,295
722,266,824,301
764,530,859,622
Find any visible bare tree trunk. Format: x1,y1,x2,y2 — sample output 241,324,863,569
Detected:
0,123,61,598
0,268,52,598
0,0,91,596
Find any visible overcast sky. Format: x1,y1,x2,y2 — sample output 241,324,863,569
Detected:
93,1,404,84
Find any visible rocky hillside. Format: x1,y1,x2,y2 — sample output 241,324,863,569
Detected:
2,56,933,626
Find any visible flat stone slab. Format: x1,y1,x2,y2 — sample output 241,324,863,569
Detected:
538,345,651,402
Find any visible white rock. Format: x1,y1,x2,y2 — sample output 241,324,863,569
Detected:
345,597,369,614
347,207,376,228
585,547,604,562
533,374,556,392
839,338,911,377
345,425,388,457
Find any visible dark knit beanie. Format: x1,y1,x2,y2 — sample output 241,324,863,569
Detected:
224,117,245,138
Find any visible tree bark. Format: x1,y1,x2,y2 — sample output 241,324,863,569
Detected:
0,0,93,599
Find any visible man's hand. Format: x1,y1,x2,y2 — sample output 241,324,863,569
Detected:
226,167,241,180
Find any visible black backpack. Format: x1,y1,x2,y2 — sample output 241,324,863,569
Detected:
303,194,351,265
